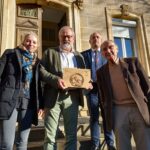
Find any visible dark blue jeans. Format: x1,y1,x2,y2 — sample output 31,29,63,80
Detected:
88,92,114,147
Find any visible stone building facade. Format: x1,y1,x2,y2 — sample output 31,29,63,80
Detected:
0,0,150,115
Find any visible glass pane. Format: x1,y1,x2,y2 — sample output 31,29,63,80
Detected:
114,37,123,58
125,38,134,57
112,26,135,38
112,18,136,26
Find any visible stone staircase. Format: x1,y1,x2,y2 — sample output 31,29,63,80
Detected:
25,116,137,150
26,117,106,150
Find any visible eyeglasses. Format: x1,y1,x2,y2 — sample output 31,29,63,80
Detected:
62,35,73,39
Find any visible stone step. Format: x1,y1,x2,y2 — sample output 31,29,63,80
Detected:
27,136,106,150
14,117,136,150
27,121,136,150
27,117,106,150
29,125,104,142
35,116,104,138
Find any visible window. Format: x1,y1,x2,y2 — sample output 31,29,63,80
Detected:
105,6,150,75
112,18,137,58
114,37,134,57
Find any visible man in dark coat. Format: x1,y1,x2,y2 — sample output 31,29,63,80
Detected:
81,32,115,150
40,26,92,150
97,40,150,150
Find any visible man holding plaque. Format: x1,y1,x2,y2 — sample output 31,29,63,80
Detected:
40,26,91,150
81,32,115,150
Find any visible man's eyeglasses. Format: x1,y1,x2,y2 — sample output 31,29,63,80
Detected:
62,35,73,39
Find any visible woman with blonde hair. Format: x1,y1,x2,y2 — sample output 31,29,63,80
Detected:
0,32,43,150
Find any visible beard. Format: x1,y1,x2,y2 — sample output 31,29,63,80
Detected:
60,43,73,52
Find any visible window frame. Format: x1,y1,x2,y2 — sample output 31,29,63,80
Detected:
112,19,137,58
105,5,150,75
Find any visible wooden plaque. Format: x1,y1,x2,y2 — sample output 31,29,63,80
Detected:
63,68,91,89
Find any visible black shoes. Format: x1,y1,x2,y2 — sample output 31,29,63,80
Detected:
108,145,116,150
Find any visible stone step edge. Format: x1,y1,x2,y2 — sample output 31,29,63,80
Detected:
37,116,103,127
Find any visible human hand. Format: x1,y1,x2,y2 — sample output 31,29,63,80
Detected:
38,109,44,119
57,78,66,90
85,82,93,90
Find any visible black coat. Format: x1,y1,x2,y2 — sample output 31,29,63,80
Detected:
0,48,43,125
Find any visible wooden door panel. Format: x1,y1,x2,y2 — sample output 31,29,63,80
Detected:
16,4,42,58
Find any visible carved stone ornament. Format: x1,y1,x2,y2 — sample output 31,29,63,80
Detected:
16,19,38,28
73,0,84,10
18,7,38,18
63,68,91,89
120,4,131,16
70,73,84,87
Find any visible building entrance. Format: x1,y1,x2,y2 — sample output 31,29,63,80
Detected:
16,3,67,58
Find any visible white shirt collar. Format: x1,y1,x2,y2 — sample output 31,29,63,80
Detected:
59,47,74,53
92,48,101,52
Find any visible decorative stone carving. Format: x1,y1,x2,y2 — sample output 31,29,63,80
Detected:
18,7,38,18
120,4,131,16
16,19,38,28
63,68,91,89
73,0,84,10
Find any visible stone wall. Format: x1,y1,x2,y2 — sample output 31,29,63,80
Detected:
79,0,150,54
0,0,150,71
0,0,16,55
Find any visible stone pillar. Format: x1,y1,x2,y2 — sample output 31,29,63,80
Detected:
0,0,16,55
0,0,4,54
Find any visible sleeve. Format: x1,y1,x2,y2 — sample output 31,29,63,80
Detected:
135,58,150,106
0,50,9,83
39,49,60,89
96,69,105,108
79,53,86,69
81,51,89,69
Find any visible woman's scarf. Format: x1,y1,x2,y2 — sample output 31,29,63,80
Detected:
18,44,37,99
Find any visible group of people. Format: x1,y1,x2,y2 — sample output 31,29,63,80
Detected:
0,25,150,150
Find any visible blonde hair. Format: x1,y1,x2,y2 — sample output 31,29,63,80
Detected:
19,32,38,52
22,32,38,45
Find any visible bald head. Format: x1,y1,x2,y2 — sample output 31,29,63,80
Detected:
89,32,102,50
100,40,118,63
